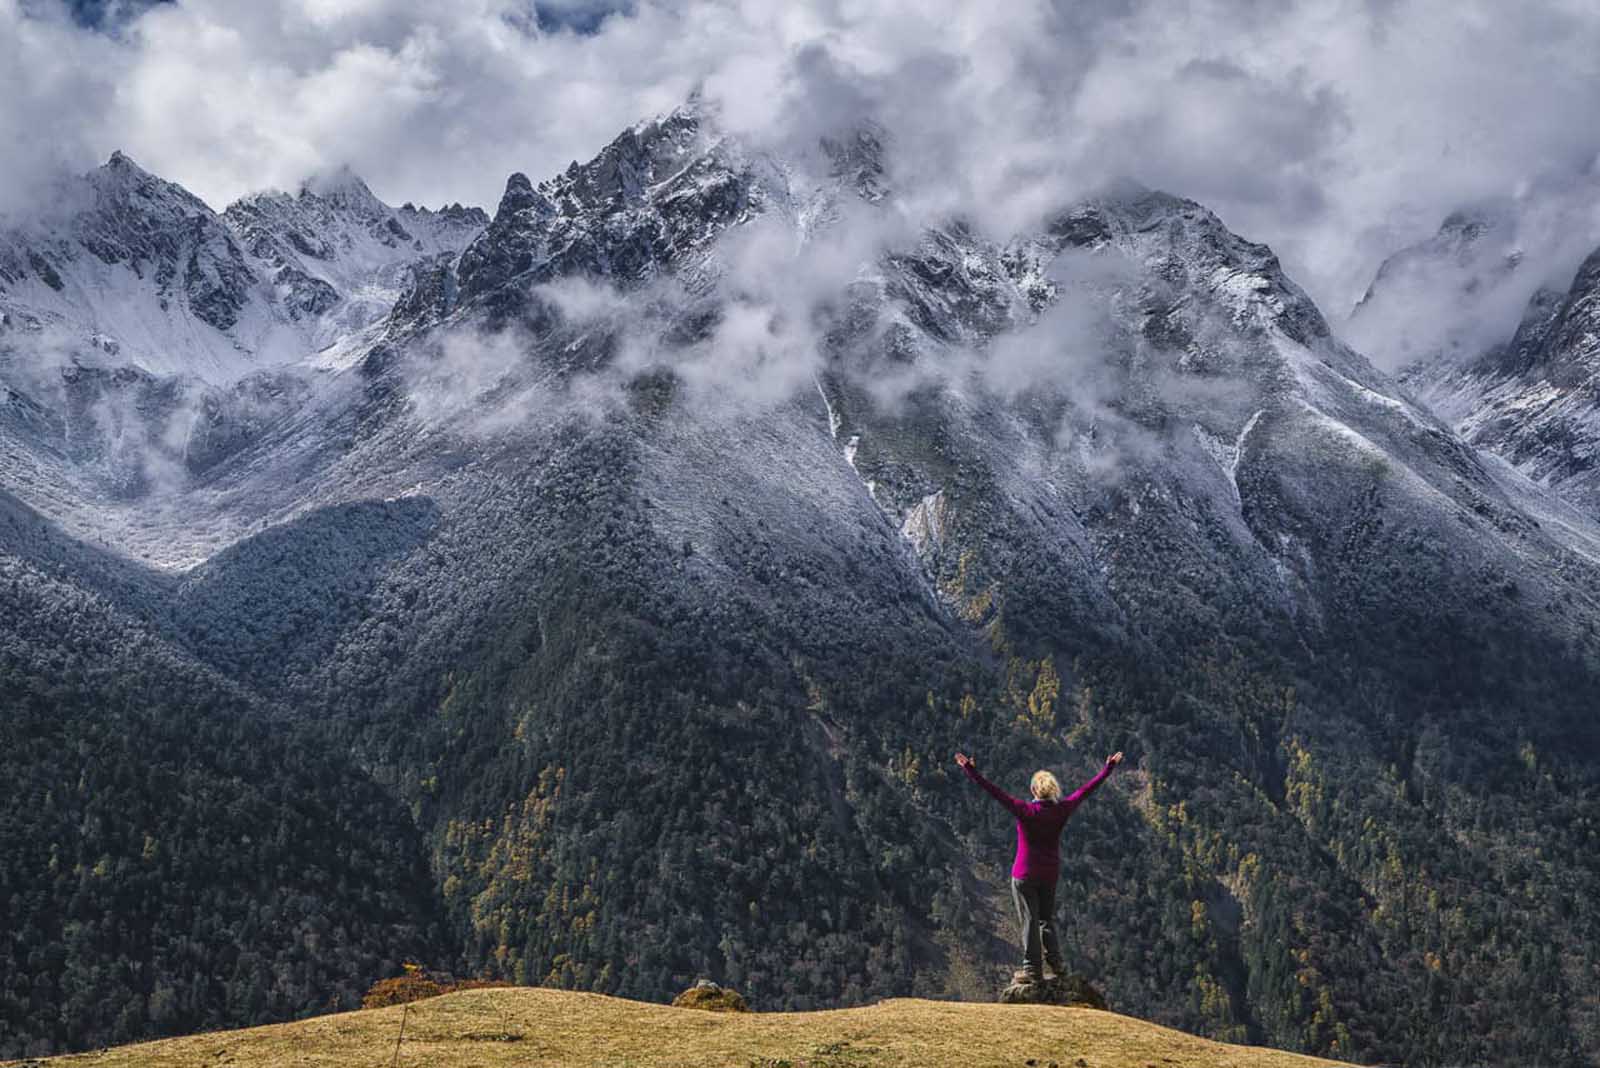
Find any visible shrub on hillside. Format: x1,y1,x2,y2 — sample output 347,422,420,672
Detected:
671,980,749,1012
361,962,511,1008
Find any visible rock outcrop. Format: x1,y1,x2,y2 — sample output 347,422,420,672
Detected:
999,975,1108,1010
671,979,749,1013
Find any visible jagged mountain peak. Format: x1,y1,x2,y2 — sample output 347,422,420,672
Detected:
98,149,157,181
550,99,718,213
452,100,764,309
626,89,712,141
1528,243,1600,381
103,149,142,174
492,171,553,221
1022,185,1340,357
0,149,486,387
0,151,261,364
215,165,486,349
226,166,387,225
398,200,489,227
440,98,916,322
75,150,214,225
227,167,489,234
1351,201,1519,325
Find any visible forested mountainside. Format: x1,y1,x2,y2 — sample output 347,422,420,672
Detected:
3,103,1600,1067
0,494,446,1052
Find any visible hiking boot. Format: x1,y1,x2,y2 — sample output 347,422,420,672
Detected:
1013,966,1044,984
1044,961,1065,981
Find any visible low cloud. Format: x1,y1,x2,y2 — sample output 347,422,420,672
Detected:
0,2,125,213
1344,175,1600,370
404,322,569,434
978,250,1136,403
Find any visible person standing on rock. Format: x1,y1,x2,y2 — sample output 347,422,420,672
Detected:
955,749,1123,984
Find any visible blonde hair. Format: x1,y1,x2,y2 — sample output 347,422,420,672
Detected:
1030,770,1061,801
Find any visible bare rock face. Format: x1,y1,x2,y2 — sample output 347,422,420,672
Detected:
999,975,1108,1010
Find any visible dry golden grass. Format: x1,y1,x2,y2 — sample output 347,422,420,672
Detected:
7,987,1354,1068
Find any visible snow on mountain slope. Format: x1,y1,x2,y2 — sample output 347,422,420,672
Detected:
796,184,1600,667
0,98,1594,627
0,152,278,381
223,169,486,354
10,100,1600,602
0,153,485,541
1344,207,1522,369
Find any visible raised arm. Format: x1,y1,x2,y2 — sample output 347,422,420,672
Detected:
954,753,1028,818
1062,751,1123,814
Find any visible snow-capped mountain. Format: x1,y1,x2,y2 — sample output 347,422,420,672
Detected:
0,152,485,381
224,169,486,352
6,100,1600,1066
0,152,485,517
0,152,279,380
1356,207,1600,516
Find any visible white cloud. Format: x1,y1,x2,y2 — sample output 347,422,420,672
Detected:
5,0,1600,360
0,0,126,212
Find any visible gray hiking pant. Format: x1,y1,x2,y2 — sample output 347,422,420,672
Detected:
1011,877,1063,975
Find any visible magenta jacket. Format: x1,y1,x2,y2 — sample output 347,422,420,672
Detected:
963,759,1115,882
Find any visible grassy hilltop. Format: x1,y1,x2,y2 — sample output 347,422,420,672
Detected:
4,988,1353,1068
